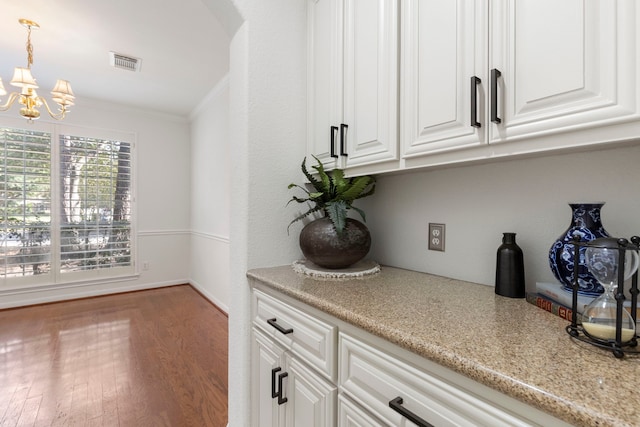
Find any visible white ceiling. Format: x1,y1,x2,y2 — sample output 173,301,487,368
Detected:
0,0,231,117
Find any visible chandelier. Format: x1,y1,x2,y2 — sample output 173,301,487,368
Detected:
0,19,75,122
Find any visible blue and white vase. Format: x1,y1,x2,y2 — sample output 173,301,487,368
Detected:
548,203,610,296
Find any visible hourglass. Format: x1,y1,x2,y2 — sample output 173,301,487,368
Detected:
581,238,640,344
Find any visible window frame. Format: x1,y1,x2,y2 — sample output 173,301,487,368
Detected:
0,117,137,290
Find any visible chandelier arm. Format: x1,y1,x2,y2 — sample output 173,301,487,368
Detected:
0,93,20,111
39,97,68,121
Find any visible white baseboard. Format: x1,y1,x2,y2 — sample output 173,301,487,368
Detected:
0,276,229,314
0,278,189,309
189,279,229,314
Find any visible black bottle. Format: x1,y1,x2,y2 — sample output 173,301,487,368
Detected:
495,232,525,298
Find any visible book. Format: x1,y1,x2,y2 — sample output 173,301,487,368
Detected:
535,282,594,314
536,281,640,316
526,292,574,322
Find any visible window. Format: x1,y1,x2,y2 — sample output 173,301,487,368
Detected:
0,128,52,278
1,124,134,288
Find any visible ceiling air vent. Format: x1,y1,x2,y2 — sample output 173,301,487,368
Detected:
109,52,141,72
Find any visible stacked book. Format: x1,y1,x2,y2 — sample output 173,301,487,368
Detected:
527,282,593,321
528,282,639,321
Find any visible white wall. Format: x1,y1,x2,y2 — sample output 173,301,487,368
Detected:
226,1,308,425
189,76,231,312
359,143,640,292
0,97,192,307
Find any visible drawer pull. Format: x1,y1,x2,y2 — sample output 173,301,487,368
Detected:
267,318,293,335
389,397,434,427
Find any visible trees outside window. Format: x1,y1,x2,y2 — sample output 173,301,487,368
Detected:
59,135,132,273
0,128,51,278
1,125,134,285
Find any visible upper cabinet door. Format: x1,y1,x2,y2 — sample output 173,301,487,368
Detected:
402,0,488,158
490,0,640,144
307,0,343,169
342,0,399,168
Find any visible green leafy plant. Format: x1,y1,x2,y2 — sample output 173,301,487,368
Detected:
287,156,375,235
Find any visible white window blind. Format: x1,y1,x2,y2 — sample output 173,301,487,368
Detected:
0,128,52,278
0,123,134,288
59,135,132,273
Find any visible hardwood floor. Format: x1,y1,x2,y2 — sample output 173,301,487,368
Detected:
0,285,228,426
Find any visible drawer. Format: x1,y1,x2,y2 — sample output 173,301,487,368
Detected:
253,288,337,379
339,332,537,427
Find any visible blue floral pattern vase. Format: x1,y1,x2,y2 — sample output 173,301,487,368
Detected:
548,203,610,296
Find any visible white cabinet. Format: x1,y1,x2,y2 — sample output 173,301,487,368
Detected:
401,0,488,157
489,0,639,145
251,289,337,427
307,0,399,172
401,0,640,167
252,327,337,427
250,285,571,427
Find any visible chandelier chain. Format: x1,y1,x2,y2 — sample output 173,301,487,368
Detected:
26,26,34,69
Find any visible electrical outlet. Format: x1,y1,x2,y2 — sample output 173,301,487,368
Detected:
142,261,150,271
428,223,445,251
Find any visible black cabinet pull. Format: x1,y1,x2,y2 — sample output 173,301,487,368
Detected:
330,126,339,158
277,371,288,405
389,397,434,427
470,76,481,128
267,318,293,335
340,123,348,156
271,367,281,398
271,367,288,405
491,68,502,124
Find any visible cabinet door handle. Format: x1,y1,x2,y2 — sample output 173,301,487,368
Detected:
270,367,288,405
389,397,434,427
267,318,293,335
471,76,481,128
277,371,288,405
271,367,281,398
330,126,339,158
490,68,502,124
340,123,348,156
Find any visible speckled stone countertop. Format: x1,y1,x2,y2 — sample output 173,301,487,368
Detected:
247,265,640,427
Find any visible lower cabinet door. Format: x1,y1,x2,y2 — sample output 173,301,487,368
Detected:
252,327,337,427
252,327,286,427
284,353,337,427
338,394,388,427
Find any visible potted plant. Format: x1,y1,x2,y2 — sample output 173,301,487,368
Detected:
287,156,376,269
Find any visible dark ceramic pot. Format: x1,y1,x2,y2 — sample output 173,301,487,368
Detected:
299,217,371,269
548,203,610,296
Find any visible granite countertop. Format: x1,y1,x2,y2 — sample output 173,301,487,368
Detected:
247,265,640,427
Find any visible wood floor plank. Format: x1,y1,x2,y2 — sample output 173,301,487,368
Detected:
16,394,41,426
0,285,228,427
